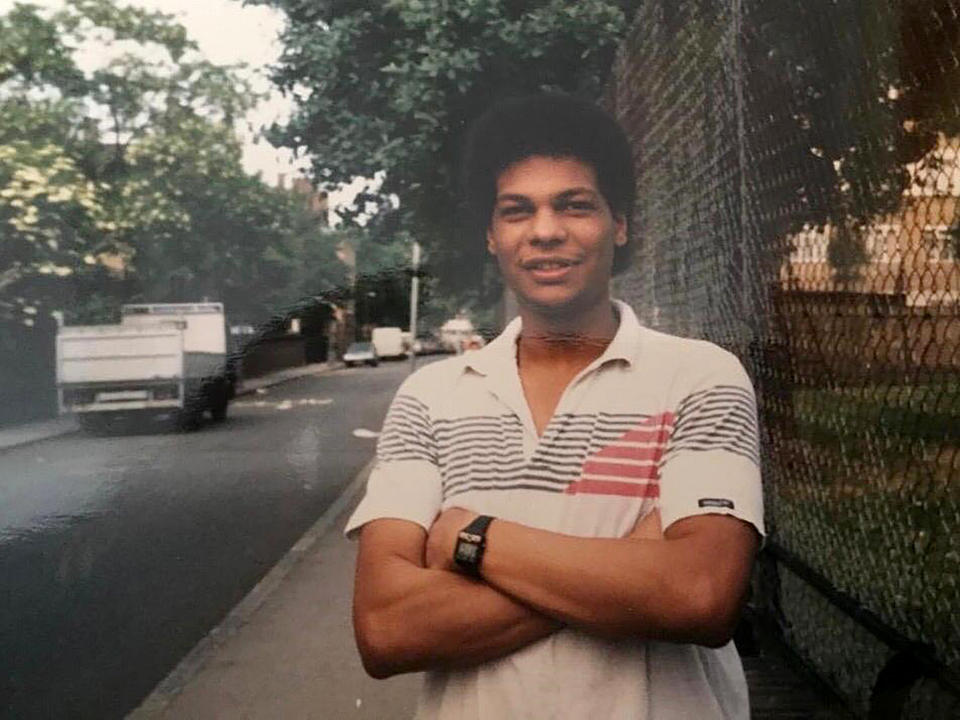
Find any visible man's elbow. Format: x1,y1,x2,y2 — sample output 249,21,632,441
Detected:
355,609,403,679
355,607,427,679
682,574,744,648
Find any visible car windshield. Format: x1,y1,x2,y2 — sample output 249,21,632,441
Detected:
347,343,372,352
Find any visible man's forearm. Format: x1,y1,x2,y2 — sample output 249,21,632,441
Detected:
354,521,560,678
476,516,756,646
427,510,757,647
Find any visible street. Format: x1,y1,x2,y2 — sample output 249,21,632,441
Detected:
0,361,412,719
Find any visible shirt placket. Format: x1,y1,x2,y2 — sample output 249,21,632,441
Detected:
479,359,539,460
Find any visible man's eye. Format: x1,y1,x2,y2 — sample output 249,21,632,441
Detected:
561,201,596,213
499,206,529,217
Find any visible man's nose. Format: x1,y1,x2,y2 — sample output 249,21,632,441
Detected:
529,208,566,244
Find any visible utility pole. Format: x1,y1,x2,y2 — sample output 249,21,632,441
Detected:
409,240,420,373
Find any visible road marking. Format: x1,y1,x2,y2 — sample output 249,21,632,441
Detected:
233,398,334,409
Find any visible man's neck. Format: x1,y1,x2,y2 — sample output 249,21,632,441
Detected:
516,296,619,369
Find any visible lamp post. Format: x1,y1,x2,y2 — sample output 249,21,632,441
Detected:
409,240,420,372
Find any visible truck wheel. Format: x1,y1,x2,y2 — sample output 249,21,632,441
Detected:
177,405,202,431
79,414,108,434
210,393,228,422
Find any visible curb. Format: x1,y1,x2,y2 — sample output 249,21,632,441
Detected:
0,419,79,455
128,457,374,719
234,362,342,397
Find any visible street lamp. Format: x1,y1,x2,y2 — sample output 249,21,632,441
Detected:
409,240,420,372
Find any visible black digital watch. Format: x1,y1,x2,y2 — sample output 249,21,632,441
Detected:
453,515,495,578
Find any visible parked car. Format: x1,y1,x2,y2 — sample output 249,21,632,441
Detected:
343,342,379,367
413,334,443,355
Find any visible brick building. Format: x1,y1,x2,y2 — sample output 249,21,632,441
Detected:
782,134,960,306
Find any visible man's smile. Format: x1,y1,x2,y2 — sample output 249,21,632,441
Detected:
520,256,582,282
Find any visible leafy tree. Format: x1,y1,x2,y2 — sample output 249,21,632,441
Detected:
0,0,346,326
250,0,636,301
742,0,960,275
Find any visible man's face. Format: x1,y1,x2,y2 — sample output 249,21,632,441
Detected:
486,155,627,317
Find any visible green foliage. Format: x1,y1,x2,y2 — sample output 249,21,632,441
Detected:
746,0,960,241
251,0,634,300
0,0,346,326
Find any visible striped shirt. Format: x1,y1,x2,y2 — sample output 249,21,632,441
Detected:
347,300,763,719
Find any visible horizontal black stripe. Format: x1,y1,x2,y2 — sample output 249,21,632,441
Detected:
387,399,431,419
667,435,759,458
443,457,528,477
445,481,565,499
677,390,754,419
435,427,523,445
665,430,759,455
434,419,521,434
662,443,759,465
526,467,582,481
672,411,757,440
550,418,657,431
379,435,431,452
384,410,431,436
390,394,430,414
379,445,435,462
379,432,430,450
443,467,579,492
552,412,652,421
677,398,755,424
677,383,753,408
438,441,526,457
670,422,759,446
433,415,516,427
437,433,523,452
533,447,592,461
379,451,434,463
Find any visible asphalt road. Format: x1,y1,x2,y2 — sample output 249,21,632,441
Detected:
0,360,414,719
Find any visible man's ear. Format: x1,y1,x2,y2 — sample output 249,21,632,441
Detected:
486,228,497,255
613,214,628,247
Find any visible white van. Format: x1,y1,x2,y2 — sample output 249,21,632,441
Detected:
370,326,405,359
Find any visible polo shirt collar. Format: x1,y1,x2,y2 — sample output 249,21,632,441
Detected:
463,298,642,378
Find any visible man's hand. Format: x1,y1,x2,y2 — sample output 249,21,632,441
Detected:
426,507,479,572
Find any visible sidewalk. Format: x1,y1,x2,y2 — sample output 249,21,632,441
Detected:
128,463,851,720
129,461,421,719
0,414,79,453
0,361,339,454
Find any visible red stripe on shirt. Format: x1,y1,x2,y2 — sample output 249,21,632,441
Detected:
565,413,673,497
592,444,665,461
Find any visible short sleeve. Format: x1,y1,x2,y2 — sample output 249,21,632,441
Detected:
658,347,764,536
344,391,443,539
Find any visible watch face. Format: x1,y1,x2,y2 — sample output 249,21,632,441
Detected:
456,542,479,563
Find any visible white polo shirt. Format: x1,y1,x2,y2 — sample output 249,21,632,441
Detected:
346,300,764,719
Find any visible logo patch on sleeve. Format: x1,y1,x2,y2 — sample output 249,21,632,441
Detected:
698,498,735,509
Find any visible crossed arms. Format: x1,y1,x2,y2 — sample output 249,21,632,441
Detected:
353,506,759,679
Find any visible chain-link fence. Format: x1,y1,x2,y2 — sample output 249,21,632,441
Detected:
607,1,960,717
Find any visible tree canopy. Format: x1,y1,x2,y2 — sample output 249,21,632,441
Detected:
251,0,636,302
1,0,346,326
